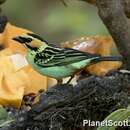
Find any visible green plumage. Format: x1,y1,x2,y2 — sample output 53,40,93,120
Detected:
27,45,122,79
26,46,99,79
13,33,122,81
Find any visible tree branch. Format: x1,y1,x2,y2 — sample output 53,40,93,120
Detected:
81,0,130,69
82,0,130,18
96,0,130,69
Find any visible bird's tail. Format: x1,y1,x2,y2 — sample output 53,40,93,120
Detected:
92,55,123,63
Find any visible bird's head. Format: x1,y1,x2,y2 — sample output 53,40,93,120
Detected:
13,33,48,51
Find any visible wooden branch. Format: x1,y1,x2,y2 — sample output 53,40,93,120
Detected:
82,0,130,18
81,0,130,69
96,0,130,69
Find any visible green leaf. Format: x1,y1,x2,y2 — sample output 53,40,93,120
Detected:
0,106,14,128
0,106,8,120
97,106,130,130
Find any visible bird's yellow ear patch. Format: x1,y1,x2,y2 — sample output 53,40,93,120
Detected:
30,39,46,48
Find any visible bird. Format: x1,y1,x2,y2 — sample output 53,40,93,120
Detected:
13,33,122,84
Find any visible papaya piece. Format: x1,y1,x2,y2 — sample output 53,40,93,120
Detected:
23,66,48,95
0,23,32,54
0,71,27,108
61,36,122,76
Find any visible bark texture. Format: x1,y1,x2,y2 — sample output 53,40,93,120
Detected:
82,0,130,69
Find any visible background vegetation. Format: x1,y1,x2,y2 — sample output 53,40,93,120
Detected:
2,0,109,43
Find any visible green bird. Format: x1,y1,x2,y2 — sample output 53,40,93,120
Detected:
13,33,122,84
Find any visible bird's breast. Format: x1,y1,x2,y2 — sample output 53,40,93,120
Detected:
26,52,93,79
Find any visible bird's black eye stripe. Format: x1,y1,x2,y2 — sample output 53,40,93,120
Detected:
27,33,48,43
19,36,32,43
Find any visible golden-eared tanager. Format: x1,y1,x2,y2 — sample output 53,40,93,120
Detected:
13,33,122,84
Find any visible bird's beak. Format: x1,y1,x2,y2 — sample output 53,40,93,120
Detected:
13,36,25,43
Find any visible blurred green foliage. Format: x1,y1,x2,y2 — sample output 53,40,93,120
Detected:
2,0,109,43
0,106,14,128
97,107,130,130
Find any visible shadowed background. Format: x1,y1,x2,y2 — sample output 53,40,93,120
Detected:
2,0,109,43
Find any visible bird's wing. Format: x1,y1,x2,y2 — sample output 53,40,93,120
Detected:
34,47,100,67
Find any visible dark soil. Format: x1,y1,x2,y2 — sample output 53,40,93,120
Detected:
2,70,130,130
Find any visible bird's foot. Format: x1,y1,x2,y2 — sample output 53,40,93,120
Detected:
65,76,74,84
57,76,74,85
57,79,63,85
